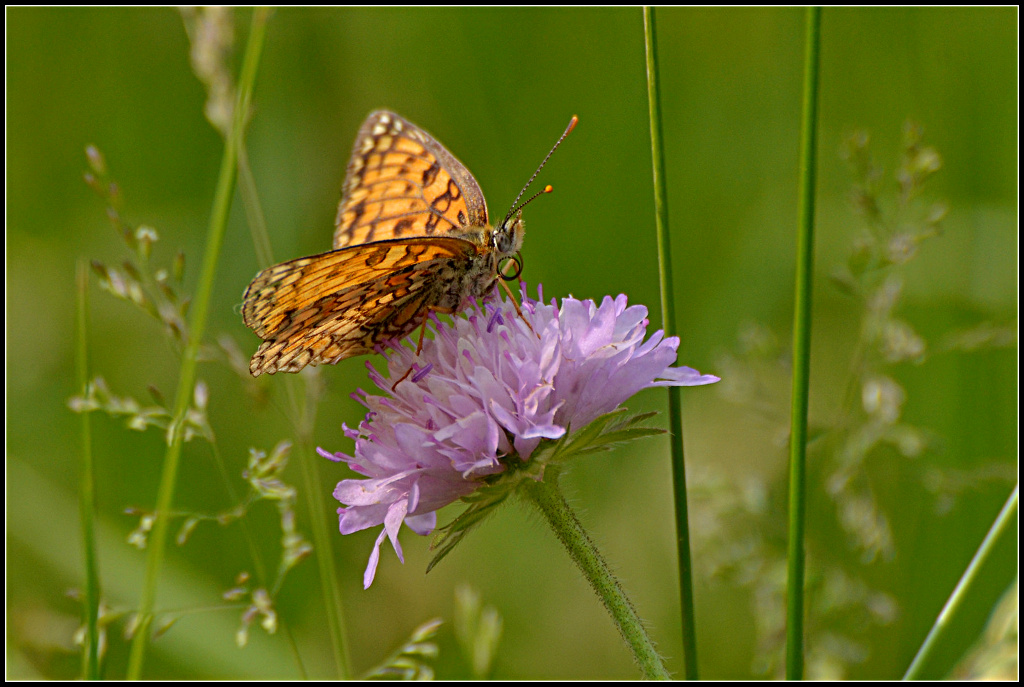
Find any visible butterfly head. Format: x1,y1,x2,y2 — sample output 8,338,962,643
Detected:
493,211,526,256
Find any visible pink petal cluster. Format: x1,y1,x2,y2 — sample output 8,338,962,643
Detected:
319,285,719,587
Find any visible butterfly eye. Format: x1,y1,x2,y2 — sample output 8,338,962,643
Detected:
493,222,515,253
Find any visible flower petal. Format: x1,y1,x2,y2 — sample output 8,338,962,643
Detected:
362,527,388,589
326,283,718,587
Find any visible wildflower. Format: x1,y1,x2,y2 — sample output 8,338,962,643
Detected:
319,284,718,588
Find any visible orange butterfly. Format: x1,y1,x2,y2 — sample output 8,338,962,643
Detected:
242,110,576,377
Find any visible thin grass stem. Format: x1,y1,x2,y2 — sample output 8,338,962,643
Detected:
206,440,268,585
786,6,822,681
287,373,352,678
236,104,352,681
126,8,270,678
642,6,698,679
237,145,275,269
76,259,102,679
903,486,1019,680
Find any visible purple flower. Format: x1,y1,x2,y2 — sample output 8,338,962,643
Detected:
319,285,719,588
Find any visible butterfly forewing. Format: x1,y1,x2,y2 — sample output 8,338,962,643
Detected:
243,237,483,376
242,110,538,377
333,111,489,249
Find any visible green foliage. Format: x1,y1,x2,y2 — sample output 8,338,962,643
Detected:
698,124,1015,679
7,6,1016,680
453,585,503,679
361,618,443,680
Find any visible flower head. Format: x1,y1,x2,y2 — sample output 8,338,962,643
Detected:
319,285,718,587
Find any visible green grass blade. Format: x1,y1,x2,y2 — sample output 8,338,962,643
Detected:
237,145,275,269
126,8,270,678
643,6,699,679
76,258,102,679
237,99,352,681
288,375,353,678
903,486,1019,680
786,7,822,681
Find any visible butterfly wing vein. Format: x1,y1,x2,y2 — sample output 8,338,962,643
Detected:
242,238,482,376
242,110,500,377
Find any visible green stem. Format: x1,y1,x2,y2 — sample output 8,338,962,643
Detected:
237,122,351,679
76,259,102,680
237,145,275,269
126,9,269,678
903,486,1019,680
288,374,352,678
786,7,821,681
521,473,671,680
237,106,351,680
642,6,698,679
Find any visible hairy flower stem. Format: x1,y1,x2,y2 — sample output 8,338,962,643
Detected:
521,473,671,680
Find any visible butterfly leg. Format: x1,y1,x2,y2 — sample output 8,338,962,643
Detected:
390,305,456,391
498,279,539,338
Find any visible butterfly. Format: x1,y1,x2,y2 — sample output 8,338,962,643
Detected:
242,110,576,377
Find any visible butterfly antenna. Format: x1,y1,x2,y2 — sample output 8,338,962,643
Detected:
507,184,554,218
502,115,578,227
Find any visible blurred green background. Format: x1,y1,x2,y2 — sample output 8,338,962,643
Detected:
7,7,1017,680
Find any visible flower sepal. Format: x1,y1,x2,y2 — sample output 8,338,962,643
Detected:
529,407,665,468
426,408,665,573
426,455,545,573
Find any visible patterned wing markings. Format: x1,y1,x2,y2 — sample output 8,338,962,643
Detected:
243,110,574,377
333,111,489,250
242,237,483,376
